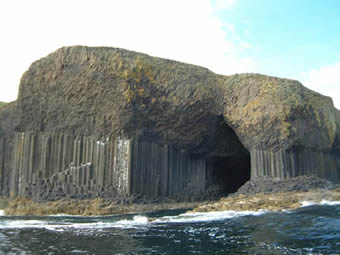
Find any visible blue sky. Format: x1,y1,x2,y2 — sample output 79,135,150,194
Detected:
218,0,340,79
0,0,339,108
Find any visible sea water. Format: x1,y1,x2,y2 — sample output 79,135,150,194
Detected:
0,202,339,254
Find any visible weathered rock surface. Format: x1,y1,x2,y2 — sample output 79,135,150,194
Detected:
223,74,337,151
236,175,339,195
4,197,202,216
188,188,340,213
14,46,339,154
16,47,229,155
0,46,340,201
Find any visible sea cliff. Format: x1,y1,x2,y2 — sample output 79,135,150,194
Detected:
0,46,339,205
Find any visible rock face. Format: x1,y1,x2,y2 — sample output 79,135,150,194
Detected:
0,46,339,201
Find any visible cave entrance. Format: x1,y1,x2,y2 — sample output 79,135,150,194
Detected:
208,153,250,195
203,116,251,196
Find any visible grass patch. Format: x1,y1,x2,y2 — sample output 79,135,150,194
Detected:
0,102,8,109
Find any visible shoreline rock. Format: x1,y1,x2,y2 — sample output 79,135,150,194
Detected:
235,175,339,195
3,197,207,216
187,188,340,213
4,187,340,216
3,175,340,216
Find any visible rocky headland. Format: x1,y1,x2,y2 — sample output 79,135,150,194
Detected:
0,46,339,215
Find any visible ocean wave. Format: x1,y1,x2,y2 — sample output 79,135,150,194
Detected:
0,215,150,231
0,210,270,231
2,201,338,231
154,210,267,224
0,211,266,231
300,200,340,207
0,220,49,229
57,215,150,230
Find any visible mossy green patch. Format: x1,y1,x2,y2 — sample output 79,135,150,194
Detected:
0,102,8,109
114,55,156,103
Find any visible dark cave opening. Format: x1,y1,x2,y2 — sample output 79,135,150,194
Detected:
208,153,251,195
202,115,251,196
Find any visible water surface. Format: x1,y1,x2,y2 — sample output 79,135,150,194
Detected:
0,202,339,254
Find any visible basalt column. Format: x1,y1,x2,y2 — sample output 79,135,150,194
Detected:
129,138,207,199
250,149,339,182
9,132,131,199
9,132,210,200
0,136,5,196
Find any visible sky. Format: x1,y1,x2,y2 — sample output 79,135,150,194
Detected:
0,0,339,109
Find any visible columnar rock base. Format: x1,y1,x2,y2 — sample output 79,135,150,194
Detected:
250,149,339,180
0,136,6,195
8,132,131,200
3,132,213,201
129,138,207,199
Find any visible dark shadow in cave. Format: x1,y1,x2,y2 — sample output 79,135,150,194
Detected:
208,154,250,195
204,116,251,196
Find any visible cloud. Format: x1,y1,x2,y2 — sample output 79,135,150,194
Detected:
211,0,236,11
0,0,253,102
301,63,340,109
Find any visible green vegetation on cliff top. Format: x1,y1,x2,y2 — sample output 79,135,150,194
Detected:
0,102,8,108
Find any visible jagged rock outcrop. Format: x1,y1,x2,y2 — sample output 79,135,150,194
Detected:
0,46,339,200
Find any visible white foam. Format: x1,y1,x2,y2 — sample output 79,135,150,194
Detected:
0,210,4,216
153,210,267,224
48,215,149,230
0,211,265,231
132,215,149,224
0,220,49,229
115,215,149,227
300,201,319,207
0,215,150,231
49,214,77,217
48,211,262,229
300,200,340,207
319,200,340,205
